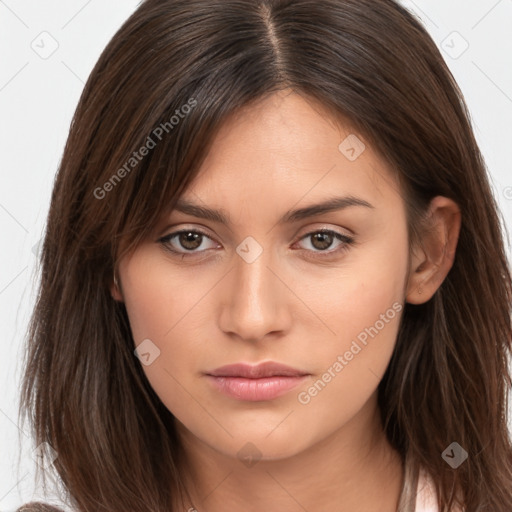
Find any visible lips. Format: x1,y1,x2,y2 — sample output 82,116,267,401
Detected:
205,362,310,401
206,362,310,379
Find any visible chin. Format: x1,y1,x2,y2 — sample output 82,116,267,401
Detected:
213,424,318,462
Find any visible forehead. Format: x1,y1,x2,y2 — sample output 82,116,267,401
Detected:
172,91,404,224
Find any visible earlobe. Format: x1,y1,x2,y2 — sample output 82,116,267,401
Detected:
405,196,461,305
110,273,124,302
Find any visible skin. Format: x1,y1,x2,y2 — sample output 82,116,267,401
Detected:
111,89,461,512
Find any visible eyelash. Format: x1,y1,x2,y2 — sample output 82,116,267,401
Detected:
158,228,355,260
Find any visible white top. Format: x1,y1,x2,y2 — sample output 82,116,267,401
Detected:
415,469,464,512
415,469,439,511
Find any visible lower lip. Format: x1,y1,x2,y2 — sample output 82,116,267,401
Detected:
206,375,309,401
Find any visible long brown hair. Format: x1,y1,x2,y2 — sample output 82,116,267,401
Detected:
17,0,512,511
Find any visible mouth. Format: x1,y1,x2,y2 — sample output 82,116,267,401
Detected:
205,362,311,401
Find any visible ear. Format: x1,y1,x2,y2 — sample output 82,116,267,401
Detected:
405,196,461,305
110,273,124,302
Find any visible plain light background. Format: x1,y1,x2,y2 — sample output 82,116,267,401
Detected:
1,1,511,510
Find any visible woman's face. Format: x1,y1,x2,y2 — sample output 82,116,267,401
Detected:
114,90,414,461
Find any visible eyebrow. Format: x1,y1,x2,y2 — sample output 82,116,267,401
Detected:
171,195,374,225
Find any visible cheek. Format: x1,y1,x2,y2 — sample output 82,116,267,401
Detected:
305,223,408,348
293,225,408,409
294,304,402,443
119,251,216,414
120,249,211,342
122,281,197,422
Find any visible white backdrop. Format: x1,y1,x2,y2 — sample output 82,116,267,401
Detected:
1,1,511,510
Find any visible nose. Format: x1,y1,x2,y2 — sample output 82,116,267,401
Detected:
218,245,293,343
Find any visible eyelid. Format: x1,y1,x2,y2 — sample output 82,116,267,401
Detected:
296,223,354,239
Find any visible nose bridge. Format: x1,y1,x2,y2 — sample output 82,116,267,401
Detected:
236,244,271,305
219,238,290,341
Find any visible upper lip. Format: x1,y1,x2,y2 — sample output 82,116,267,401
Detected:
206,362,310,379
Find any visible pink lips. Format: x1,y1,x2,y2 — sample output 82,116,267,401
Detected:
205,362,310,401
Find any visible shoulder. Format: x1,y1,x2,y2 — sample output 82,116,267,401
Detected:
16,503,67,512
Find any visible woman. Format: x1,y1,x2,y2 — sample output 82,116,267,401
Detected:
16,0,512,511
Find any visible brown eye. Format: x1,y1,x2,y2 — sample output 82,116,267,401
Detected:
177,231,203,250
309,232,335,250
159,228,355,261
159,229,219,256
297,229,354,256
